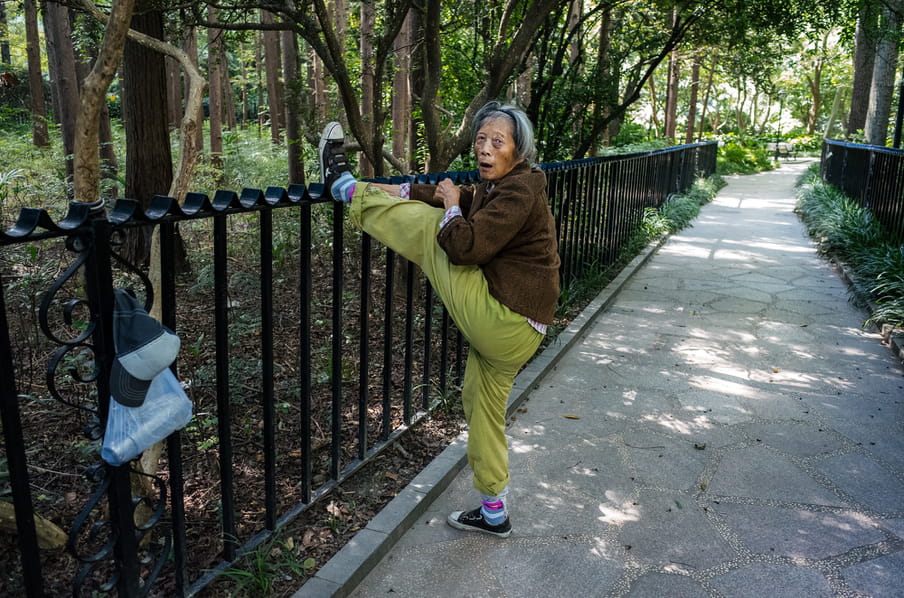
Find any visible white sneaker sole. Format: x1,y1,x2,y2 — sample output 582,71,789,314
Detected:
318,121,344,184
446,511,512,538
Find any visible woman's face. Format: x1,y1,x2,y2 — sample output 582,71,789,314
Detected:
474,116,520,182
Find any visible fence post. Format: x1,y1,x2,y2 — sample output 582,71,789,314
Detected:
0,282,44,596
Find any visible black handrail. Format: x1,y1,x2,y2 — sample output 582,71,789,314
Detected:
822,139,904,242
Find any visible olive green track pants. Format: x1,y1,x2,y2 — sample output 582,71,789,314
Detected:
349,183,543,496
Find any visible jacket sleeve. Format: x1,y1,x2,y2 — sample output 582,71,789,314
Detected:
437,179,532,265
410,183,476,214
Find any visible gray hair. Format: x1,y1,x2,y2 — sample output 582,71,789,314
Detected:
472,101,537,164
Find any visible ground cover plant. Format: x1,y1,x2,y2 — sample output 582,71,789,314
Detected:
795,165,904,330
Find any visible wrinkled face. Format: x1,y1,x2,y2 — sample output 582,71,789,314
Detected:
474,116,520,182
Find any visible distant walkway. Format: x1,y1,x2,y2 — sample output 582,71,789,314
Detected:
302,160,904,598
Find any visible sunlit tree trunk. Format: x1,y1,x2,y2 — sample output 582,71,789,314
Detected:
391,10,413,172
664,49,680,142
865,0,903,146
847,2,878,137
183,24,203,152
685,51,701,144
697,53,717,141
359,0,376,176
209,7,224,170
73,0,136,205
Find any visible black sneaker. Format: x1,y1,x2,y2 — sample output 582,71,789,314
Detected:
318,121,351,192
447,507,512,538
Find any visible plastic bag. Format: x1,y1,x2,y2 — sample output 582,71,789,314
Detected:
101,368,193,466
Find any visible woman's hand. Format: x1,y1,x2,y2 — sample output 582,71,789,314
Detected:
434,178,460,210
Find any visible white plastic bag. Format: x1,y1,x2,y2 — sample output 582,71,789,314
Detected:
101,368,193,466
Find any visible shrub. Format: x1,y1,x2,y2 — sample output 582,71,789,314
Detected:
795,167,904,329
717,139,773,175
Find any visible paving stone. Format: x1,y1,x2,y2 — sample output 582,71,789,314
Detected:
621,430,708,490
841,552,904,598
741,422,844,457
618,490,735,569
710,563,833,598
816,453,904,513
706,446,843,506
713,502,884,559
491,538,624,598
625,572,708,597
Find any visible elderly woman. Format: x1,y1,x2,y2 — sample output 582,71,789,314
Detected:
319,101,559,537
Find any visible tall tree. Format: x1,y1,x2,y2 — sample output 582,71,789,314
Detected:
0,3,10,65
24,0,49,148
208,7,225,171
262,9,283,143
121,4,172,259
43,1,80,182
73,0,137,203
864,0,903,145
282,26,304,182
847,1,878,137
391,10,414,171
685,51,702,143
359,0,376,176
663,9,681,142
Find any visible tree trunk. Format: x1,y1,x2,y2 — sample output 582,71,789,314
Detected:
121,5,172,259
166,51,182,128
664,48,679,141
262,10,283,143
209,8,224,170
24,0,49,148
685,51,701,144
42,1,80,183
359,0,376,176
74,28,119,199
408,6,424,173
391,10,413,171
0,3,10,65
865,0,903,146
183,23,203,152
648,76,661,136
282,27,304,183
847,2,878,137
72,0,136,204
697,53,717,141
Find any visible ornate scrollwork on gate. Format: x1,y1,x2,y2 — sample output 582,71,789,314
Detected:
33,202,171,596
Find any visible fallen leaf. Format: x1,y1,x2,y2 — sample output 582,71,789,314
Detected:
563,414,581,420
385,471,399,481
772,368,781,373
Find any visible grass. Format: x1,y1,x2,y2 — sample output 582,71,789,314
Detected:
795,165,904,329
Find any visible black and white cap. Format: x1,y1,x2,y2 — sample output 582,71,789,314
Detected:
109,289,181,407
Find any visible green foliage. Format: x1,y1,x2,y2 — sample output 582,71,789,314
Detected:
220,533,315,597
716,137,774,174
795,167,904,328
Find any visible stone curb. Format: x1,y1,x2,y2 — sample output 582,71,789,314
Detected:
291,237,667,598
835,260,904,364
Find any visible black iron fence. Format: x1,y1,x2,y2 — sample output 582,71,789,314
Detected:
0,141,715,597
821,139,904,242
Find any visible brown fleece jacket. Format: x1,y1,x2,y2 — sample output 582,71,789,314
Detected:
410,161,560,325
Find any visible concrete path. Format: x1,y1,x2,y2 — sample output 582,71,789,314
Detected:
299,160,904,597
